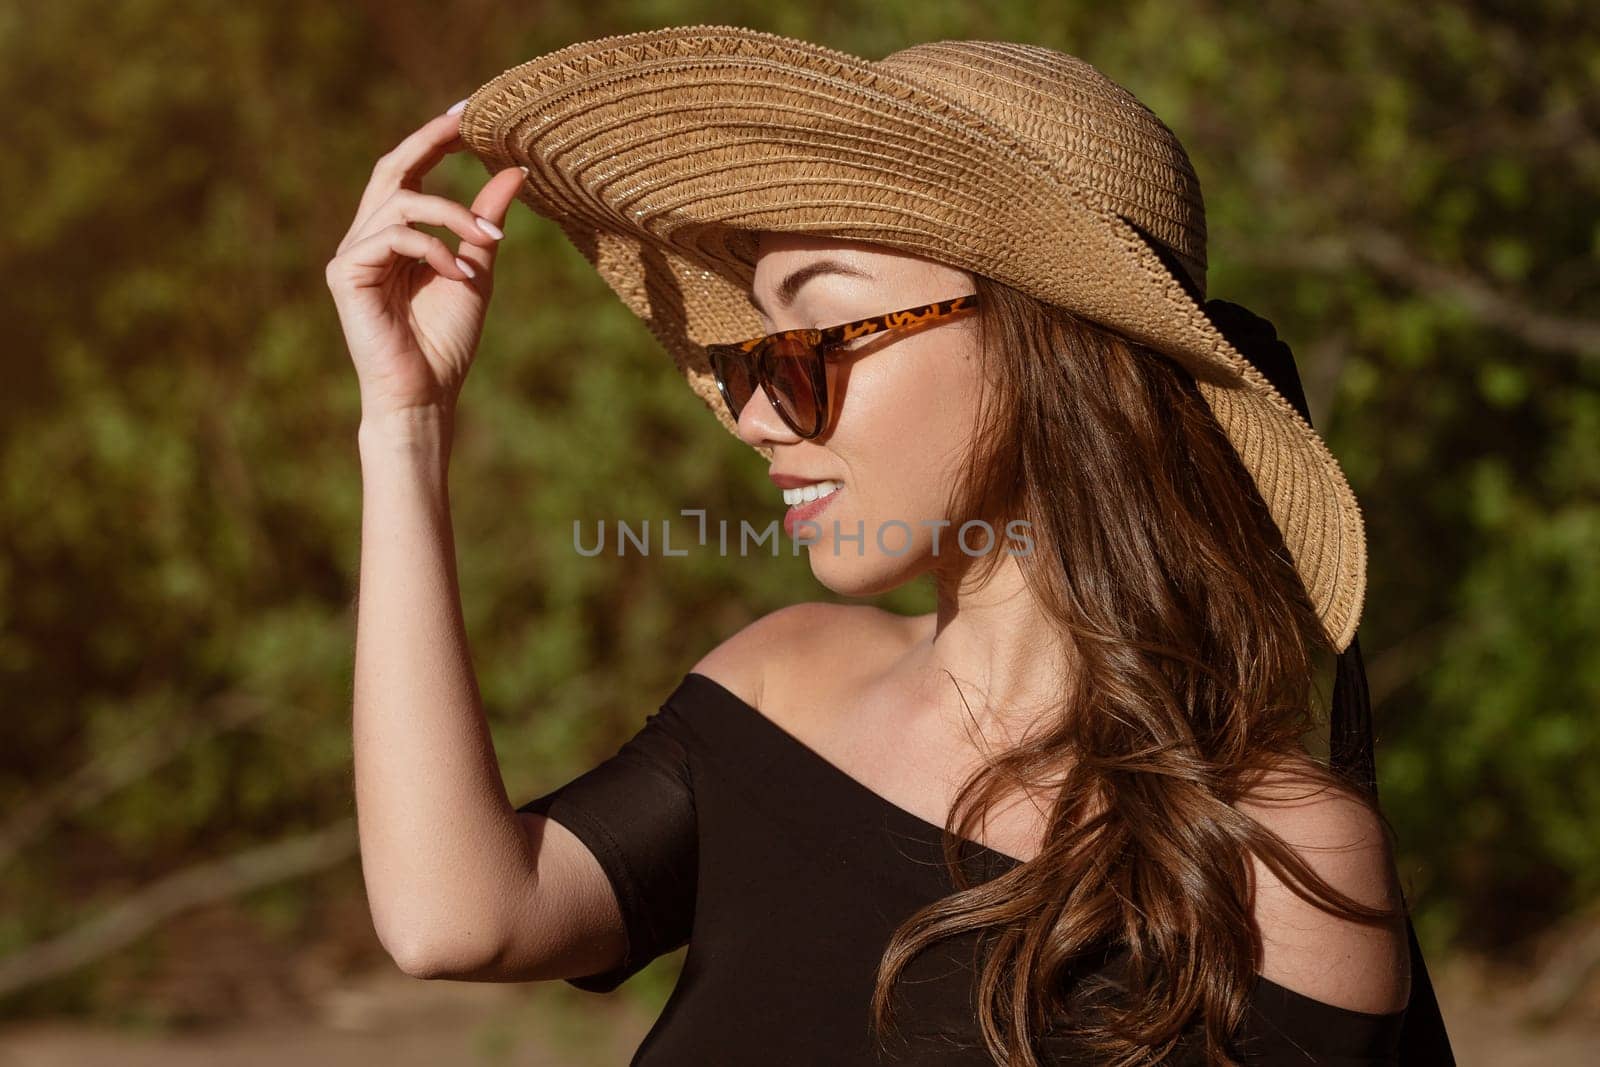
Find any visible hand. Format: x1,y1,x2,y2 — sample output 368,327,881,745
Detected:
325,101,528,423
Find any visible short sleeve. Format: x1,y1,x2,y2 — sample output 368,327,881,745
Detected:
515,695,697,993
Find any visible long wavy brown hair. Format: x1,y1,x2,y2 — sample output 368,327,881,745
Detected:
864,271,1411,1065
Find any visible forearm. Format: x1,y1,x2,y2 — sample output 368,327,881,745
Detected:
351,407,529,973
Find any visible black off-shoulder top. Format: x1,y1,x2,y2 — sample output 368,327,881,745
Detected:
516,671,1407,1065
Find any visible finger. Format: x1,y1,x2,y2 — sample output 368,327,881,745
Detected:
328,223,478,292
342,106,476,248
455,166,529,272
347,186,508,255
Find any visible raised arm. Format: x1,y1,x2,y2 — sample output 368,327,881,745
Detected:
328,102,624,980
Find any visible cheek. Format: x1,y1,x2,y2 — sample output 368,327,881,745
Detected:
835,343,983,501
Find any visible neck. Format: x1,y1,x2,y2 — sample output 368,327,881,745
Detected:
894,552,1075,746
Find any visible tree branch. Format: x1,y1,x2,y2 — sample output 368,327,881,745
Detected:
0,692,277,872
0,819,358,1000
1243,230,1600,360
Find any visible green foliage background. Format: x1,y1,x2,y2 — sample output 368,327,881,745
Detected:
1,0,1595,1027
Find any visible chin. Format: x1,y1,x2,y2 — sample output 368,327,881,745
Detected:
805,540,932,598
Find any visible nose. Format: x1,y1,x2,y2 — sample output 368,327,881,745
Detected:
735,381,803,448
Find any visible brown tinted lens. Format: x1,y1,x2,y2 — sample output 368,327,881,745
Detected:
763,333,823,435
709,345,756,419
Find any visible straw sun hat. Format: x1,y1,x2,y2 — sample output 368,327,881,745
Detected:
455,24,1367,654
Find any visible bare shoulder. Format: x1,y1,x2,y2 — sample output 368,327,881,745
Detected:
687,602,840,708
1236,757,1412,1014
688,602,919,712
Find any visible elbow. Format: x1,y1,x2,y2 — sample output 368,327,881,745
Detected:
382,924,503,981
377,923,442,979
389,943,444,980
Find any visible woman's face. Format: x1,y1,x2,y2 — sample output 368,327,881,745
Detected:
739,231,986,596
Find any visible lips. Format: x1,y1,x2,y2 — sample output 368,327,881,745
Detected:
782,481,843,537
779,479,844,507
769,471,842,489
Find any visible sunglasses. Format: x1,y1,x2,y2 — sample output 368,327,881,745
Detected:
704,294,980,439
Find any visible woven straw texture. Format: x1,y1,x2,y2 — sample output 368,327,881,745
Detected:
457,24,1367,653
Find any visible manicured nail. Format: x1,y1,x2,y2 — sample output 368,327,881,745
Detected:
454,256,476,278
446,97,469,116
518,165,530,176
474,216,504,240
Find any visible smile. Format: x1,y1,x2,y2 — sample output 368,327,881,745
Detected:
780,479,844,507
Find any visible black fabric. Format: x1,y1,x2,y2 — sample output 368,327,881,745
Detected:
517,673,1413,1065
515,706,697,993
1204,298,1456,1066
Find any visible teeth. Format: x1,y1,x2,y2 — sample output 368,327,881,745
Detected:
783,479,844,506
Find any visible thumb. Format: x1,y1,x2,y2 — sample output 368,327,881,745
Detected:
458,165,528,272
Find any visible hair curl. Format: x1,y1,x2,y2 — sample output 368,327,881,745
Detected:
865,272,1410,1066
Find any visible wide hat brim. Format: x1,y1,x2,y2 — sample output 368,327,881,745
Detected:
457,24,1367,653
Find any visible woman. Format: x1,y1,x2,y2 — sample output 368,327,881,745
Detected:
329,27,1450,1066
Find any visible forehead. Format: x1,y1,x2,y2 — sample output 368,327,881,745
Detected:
751,232,967,295
753,231,895,272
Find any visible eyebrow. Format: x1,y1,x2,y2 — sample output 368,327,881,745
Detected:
749,259,875,318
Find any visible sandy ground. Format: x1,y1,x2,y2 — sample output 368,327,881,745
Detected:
0,968,653,1067
1,951,1596,1065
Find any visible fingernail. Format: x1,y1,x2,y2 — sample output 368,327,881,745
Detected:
454,256,477,278
446,97,469,116
518,165,530,176
475,216,504,240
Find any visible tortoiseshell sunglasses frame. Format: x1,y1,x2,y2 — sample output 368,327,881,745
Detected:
703,294,980,439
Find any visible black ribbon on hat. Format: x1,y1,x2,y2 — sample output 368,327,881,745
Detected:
1203,298,1456,1064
